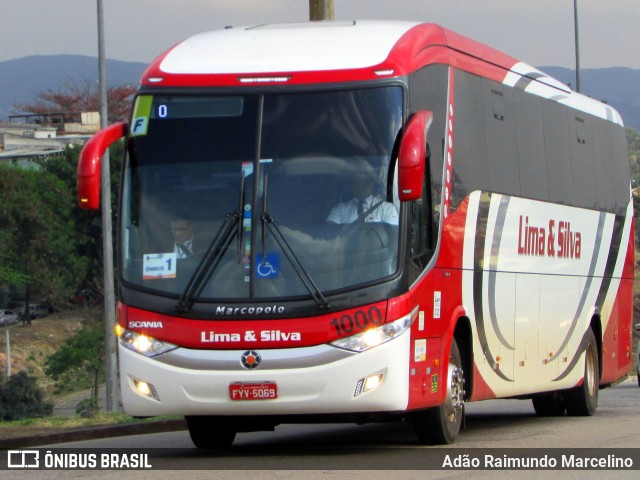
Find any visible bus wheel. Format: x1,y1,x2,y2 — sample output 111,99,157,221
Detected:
414,339,465,445
564,329,599,416
186,416,236,449
532,392,566,416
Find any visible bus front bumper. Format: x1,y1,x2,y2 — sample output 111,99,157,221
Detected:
119,333,411,417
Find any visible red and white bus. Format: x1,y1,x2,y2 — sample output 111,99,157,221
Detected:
78,21,634,447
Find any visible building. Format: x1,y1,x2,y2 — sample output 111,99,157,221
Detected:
0,112,99,166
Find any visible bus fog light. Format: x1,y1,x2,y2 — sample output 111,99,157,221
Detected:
133,378,160,401
354,373,384,397
364,373,384,391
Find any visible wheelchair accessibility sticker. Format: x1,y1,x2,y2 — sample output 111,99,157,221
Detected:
256,254,279,279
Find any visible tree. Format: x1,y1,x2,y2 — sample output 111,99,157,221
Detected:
627,127,640,188
15,79,135,123
0,164,86,316
37,142,123,301
44,323,105,407
0,371,53,421
0,138,123,312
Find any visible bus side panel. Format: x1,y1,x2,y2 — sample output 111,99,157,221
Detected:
405,63,470,411
469,363,497,401
405,194,468,411
600,216,635,384
449,66,633,401
406,332,443,410
617,220,635,374
601,277,633,383
461,191,628,399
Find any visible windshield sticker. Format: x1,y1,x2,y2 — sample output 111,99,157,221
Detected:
239,162,254,283
243,239,251,283
241,161,253,177
131,95,153,137
256,254,280,279
143,253,177,280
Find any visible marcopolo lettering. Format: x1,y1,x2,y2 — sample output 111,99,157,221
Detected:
215,305,286,315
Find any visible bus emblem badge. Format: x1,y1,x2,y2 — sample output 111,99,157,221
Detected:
241,350,262,369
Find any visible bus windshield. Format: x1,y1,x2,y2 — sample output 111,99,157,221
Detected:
121,87,404,302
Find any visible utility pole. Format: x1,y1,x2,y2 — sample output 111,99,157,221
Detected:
309,0,334,21
5,329,10,377
97,0,118,412
573,0,581,92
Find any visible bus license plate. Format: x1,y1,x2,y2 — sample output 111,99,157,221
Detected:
229,382,278,401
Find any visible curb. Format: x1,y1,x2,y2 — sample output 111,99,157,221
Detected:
0,419,187,449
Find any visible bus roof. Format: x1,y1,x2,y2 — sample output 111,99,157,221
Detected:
141,21,623,126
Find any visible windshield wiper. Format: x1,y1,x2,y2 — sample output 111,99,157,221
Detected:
175,210,240,313
260,173,329,310
261,212,330,310
176,170,250,313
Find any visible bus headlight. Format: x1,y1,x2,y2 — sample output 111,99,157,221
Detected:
116,326,177,357
330,306,418,352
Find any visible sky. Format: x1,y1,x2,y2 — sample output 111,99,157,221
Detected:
1,0,639,70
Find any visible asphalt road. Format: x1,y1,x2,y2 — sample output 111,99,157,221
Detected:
4,379,639,479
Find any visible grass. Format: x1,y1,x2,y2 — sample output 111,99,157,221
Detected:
4,412,138,429
0,412,181,440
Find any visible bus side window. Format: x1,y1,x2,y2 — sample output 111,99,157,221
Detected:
409,147,435,279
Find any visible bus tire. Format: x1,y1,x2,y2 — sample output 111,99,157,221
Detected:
414,339,465,445
564,329,599,416
186,416,236,449
532,392,566,416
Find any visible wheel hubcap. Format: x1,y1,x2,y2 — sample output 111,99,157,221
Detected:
445,362,465,423
585,344,596,397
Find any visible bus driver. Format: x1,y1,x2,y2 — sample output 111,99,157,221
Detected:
170,215,195,259
326,172,398,225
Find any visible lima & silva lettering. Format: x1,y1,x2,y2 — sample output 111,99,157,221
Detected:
517,215,582,259
200,330,301,343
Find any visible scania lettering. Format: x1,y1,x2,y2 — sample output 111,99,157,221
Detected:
128,321,163,329
78,21,633,448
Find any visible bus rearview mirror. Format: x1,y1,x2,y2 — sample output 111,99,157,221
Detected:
398,110,433,202
77,122,128,210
